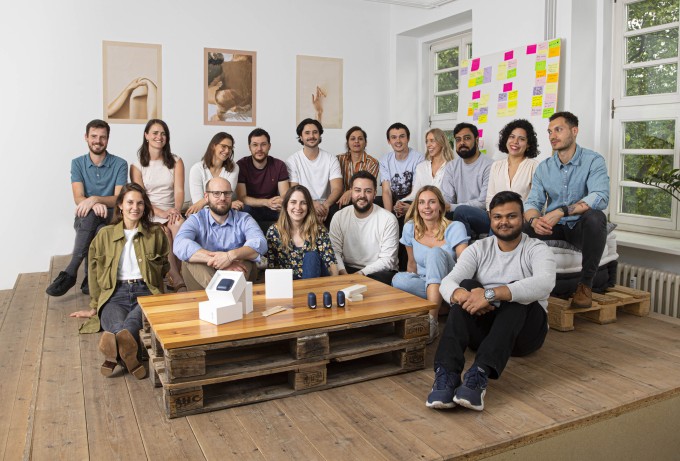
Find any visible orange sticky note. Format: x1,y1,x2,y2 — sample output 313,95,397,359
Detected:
548,46,560,58
536,70,546,78
547,73,558,83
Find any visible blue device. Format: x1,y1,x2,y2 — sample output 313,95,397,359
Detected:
337,291,346,308
323,291,332,308
216,278,234,291
307,292,317,309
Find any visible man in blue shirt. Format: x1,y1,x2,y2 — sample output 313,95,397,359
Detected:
523,112,609,308
46,119,128,297
174,177,267,290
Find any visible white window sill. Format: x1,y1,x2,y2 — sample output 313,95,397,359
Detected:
615,230,680,256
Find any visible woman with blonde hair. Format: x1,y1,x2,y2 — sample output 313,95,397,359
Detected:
392,185,469,343
266,185,338,279
395,128,454,210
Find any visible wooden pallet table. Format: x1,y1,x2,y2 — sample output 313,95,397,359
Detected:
548,285,651,332
138,274,433,418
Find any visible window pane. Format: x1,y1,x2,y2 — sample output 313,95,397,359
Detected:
625,63,678,96
623,120,675,149
626,28,679,64
622,154,674,180
621,186,673,218
437,48,459,70
627,0,679,31
436,93,458,114
437,71,458,92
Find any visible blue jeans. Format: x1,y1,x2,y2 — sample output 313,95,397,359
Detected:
392,247,455,299
449,205,490,238
298,251,330,279
99,281,151,344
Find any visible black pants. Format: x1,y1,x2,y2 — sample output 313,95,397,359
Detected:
346,265,396,286
523,209,607,286
434,280,547,379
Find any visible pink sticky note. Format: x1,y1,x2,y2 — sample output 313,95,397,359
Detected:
471,58,480,71
503,82,513,92
478,129,483,138
526,44,537,54
504,50,514,61
472,90,481,100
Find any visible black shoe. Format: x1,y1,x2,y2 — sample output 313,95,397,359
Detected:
46,271,77,297
81,276,89,295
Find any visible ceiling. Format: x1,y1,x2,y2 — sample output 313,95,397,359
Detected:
363,0,456,9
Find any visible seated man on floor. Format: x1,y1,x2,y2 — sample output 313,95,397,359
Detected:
174,177,267,290
47,119,128,297
441,122,493,238
236,127,290,230
427,191,556,411
329,171,399,285
523,111,609,308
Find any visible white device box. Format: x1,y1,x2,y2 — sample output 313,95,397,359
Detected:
199,271,253,325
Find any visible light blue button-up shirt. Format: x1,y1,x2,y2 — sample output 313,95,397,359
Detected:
525,145,609,228
174,208,267,261
71,152,128,197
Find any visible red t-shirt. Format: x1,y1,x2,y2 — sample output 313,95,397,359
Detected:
237,155,289,199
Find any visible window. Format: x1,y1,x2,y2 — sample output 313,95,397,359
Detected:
429,33,472,127
611,0,680,236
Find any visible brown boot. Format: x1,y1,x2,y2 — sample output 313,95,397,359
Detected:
570,283,592,308
115,330,147,379
98,331,118,377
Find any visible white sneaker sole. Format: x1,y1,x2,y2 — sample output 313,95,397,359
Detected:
453,390,486,411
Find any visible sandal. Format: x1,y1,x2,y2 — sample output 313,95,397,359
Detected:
115,330,147,379
98,332,118,377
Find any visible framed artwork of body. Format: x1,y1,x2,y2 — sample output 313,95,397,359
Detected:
204,48,256,126
103,41,162,124
296,55,343,129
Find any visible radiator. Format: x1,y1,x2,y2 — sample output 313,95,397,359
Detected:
617,263,680,319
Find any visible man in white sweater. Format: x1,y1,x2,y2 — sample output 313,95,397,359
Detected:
329,171,399,285
427,191,556,412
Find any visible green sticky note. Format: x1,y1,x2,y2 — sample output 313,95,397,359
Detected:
542,108,555,118
535,60,546,71
507,68,517,78
549,39,560,48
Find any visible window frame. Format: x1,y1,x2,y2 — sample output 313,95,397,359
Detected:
428,33,472,126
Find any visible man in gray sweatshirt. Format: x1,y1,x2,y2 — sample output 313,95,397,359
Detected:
427,191,556,411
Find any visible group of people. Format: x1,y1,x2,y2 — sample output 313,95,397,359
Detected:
55,111,609,414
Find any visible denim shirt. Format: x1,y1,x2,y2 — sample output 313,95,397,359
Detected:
525,145,609,228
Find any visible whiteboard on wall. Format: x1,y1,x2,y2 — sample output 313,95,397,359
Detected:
458,38,563,163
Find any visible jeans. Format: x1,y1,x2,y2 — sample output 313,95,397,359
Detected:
346,265,396,286
523,209,607,286
434,279,547,379
392,247,455,299
65,209,110,277
299,251,330,279
99,281,151,344
448,205,490,238
242,205,279,234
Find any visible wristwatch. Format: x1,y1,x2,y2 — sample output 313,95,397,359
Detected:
484,288,496,303
560,205,569,216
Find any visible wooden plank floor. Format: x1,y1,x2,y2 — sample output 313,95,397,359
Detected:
6,255,680,460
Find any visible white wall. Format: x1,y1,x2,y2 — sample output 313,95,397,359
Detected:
0,0,391,289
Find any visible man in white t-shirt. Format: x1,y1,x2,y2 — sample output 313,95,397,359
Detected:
329,171,399,285
287,118,343,225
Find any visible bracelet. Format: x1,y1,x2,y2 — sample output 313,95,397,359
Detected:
528,217,536,226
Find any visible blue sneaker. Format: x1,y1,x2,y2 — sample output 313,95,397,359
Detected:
426,366,460,409
453,364,488,411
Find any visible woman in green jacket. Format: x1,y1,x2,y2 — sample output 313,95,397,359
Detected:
71,183,169,379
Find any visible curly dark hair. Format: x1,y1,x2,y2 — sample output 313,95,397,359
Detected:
497,119,539,159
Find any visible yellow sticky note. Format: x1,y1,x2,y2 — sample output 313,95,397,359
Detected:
497,62,508,80
547,62,559,73
480,94,490,105
508,100,517,108
548,46,560,58
468,78,476,87
479,114,488,123
547,73,558,83
508,90,518,101
536,69,546,78
531,95,543,107
545,83,558,94
508,107,517,116
498,108,508,117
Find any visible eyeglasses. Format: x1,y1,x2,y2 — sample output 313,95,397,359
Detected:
206,191,232,198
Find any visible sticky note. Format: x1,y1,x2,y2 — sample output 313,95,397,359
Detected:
543,108,555,118
480,94,490,105
471,58,480,71
479,114,488,123
496,62,508,80
497,101,507,109
536,69,546,78
473,113,479,121
547,62,559,73
547,73,558,83
545,83,558,94
531,95,543,107
535,60,546,71
549,46,560,58
508,107,517,116
473,102,479,109
476,76,484,85
533,86,544,96
531,107,542,117
483,66,492,83
549,38,561,48
472,90,480,100
504,50,514,61
467,108,474,116
535,77,546,86
544,93,557,104
480,107,488,115
461,60,469,76
478,129,484,138
507,68,517,78
498,108,508,117
526,44,537,54
507,59,517,70
468,78,476,88
498,93,508,102
508,100,517,108
538,42,548,52
508,90,518,101
503,82,513,92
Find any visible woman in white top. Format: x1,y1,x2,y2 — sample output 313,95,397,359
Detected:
396,128,454,214
486,119,540,210
186,132,243,215
130,119,186,291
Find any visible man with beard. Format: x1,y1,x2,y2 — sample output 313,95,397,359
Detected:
286,118,343,226
329,171,399,285
441,122,493,238
174,177,267,290
524,112,609,309
426,191,555,412
46,119,128,297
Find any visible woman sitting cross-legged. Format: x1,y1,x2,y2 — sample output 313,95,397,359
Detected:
70,183,169,379
392,185,469,343
266,185,338,279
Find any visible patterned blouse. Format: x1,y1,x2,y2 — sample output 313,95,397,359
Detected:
266,225,337,279
336,151,381,191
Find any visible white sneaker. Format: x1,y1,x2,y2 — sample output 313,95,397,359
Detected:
427,315,439,344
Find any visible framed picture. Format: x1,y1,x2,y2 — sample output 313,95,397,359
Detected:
103,41,162,124
204,48,256,126
296,55,343,129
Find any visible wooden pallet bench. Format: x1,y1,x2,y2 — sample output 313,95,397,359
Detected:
548,285,651,332
138,274,433,418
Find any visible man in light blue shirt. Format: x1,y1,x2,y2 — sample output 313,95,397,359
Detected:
524,112,609,309
174,177,267,290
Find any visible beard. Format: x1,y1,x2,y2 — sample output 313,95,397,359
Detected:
352,199,372,214
209,202,230,216
456,146,476,159
494,226,523,242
